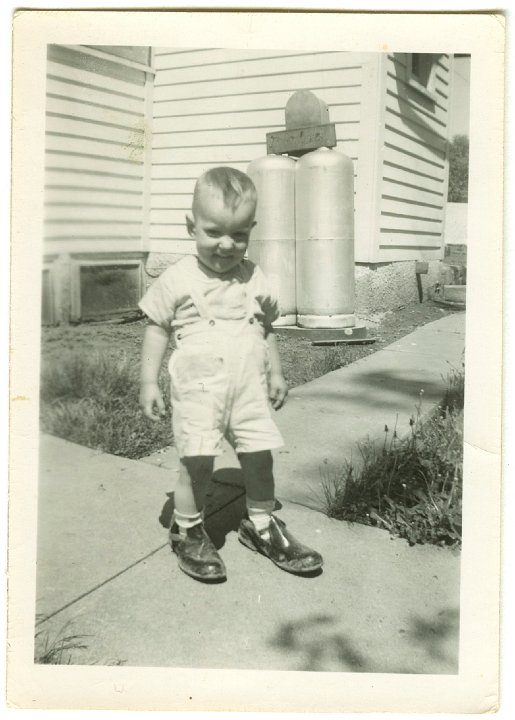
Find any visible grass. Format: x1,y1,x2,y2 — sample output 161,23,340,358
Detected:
39,301,460,460
321,365,465,547
34,620,127,665
34,622,91,665
40,350,172,459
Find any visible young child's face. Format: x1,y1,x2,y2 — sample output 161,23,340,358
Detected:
187,186,256,274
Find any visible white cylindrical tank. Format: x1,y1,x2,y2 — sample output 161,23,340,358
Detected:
295,147,356,328
247,154,296,326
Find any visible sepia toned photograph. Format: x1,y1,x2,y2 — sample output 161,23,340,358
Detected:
8,10,504,713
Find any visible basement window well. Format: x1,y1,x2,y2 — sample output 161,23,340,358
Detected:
72,259,144,322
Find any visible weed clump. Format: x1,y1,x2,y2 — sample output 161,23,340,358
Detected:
40,351,172,459
322,368,464,547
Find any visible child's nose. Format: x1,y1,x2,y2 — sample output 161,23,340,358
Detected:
218,235,234,250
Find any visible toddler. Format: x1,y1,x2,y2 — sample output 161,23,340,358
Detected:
139,167,323,582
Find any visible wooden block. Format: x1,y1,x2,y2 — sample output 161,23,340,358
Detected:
266,123,336,156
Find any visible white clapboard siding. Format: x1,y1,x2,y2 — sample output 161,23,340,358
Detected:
45,169,144,194
153,86,362,119
46,77,144,114
46,119,144,148
150,48,366,254
155,53,362,86
44,45,150,257
376,53,451,260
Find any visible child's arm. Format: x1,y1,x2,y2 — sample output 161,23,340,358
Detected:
265,327,288,410
139,321,171,421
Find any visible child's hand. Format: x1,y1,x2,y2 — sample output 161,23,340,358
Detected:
140,382,167,422
269,373,288,410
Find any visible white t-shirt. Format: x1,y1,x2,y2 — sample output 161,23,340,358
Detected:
139,255,280,332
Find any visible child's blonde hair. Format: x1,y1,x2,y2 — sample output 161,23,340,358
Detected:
193,167,257,216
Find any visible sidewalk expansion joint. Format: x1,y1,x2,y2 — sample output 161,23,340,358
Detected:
36,489,247,627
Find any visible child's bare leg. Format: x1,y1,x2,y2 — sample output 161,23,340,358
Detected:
175,455,214,521
238,450,275,535
171,455,226,581
238,449,323,574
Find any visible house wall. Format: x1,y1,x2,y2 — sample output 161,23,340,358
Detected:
43,45,153,322
148,48,376,269
375,53,452,263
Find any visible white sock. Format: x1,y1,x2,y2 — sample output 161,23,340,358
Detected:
247,498,275,539
174,510,203,537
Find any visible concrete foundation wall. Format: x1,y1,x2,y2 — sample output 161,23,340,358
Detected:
144,253,443,314
355,260,442,313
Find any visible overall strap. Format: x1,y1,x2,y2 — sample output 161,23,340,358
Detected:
188,285,214,321
245,280,258,320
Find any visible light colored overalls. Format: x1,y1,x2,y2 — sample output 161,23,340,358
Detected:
168,284,284,458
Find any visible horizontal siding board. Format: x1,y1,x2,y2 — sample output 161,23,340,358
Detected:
46,134,144,163
153,108,285,134
153,72,361,104
44,221,142,238
46,77,144,114
380,196,443,221
378,231,442,248
46,116,144,145
384,106,447,149
382,182,446,208
151,161,250,180
47,60,146,99
384,126,446,165
153,85,362,115
154,48,308,67
45,188,144,206
379,214,442,233
151,209,191,224
383,145,446,181
151,178,196,196
46,152,144,177
153,126,282,150
44,239,144,254
153,99,360,131
154,48,374,68
155,55,362,86
46,98,144,132
382,163,445,195
45,204,143,222
46,170,143,193
152,143,268,167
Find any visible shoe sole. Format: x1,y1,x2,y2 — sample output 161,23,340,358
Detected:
238,532,323,575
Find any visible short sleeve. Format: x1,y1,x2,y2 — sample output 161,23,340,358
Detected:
138,268,177,330
251,263,281,327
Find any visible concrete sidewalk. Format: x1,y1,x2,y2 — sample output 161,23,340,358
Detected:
35,312,464,673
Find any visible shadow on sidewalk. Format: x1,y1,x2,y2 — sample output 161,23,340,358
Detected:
159,468,283,550
269,606,460,673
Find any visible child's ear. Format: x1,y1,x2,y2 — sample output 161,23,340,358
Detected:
251,220,257,229
185,214,195,237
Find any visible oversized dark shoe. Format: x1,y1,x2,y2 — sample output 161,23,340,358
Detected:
169,523,227,581
238,515,323,574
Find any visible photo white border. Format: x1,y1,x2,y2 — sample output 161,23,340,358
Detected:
7,7,506,714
